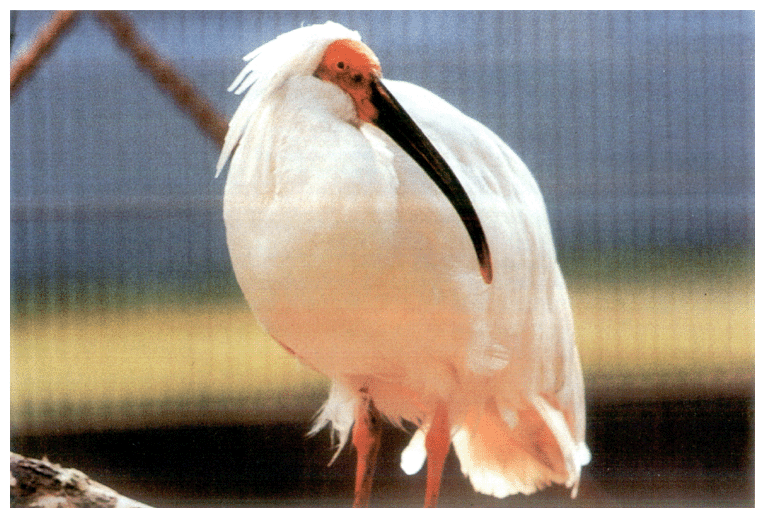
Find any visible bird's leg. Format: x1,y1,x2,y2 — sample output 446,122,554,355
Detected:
352,389,382,508
424,401,450,508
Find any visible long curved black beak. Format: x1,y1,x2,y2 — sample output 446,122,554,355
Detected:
369,79,493,284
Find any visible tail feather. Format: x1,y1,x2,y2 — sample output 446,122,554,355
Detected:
529,394,591,497
448,396,589,498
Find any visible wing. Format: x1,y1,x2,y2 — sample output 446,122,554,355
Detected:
387,79,590,496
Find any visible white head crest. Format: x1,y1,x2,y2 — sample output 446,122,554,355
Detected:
216,22,361,176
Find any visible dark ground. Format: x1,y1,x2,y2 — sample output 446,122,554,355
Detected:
11,395,753,507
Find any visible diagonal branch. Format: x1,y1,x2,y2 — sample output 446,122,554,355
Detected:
93,10,228,149
10,10,81,96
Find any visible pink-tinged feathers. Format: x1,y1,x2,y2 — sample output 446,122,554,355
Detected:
220,21,590,503
451,395,590,498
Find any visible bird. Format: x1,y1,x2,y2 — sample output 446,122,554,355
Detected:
216,21,590,507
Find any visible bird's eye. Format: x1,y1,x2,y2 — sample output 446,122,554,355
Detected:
352,73,363,83
337,61,345,69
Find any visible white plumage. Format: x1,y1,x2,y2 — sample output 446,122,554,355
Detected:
217,21,590,503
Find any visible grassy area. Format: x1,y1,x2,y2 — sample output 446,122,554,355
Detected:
11,247,753,433
570,276,753,399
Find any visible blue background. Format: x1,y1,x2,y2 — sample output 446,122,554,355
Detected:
10,10,754,297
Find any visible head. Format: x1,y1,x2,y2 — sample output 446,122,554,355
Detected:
314,39,382,124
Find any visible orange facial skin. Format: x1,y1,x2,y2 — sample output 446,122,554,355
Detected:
315,39,383,123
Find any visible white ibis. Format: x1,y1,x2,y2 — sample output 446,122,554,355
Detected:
216,21,590,507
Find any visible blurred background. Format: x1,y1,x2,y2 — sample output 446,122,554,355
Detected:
10,11,753,506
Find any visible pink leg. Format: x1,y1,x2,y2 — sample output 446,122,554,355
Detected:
424,401,450,508
352,390,381,508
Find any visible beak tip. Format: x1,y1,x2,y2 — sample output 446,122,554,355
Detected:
481,262,493,285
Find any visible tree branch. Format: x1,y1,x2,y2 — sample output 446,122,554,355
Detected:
10,10,81,96
10,452,149,508
93,10,228,149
